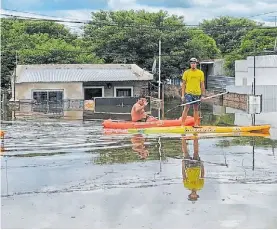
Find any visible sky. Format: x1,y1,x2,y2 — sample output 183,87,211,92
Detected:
1,0,277,27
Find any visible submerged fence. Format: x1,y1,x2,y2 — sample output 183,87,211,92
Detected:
8,96,160,120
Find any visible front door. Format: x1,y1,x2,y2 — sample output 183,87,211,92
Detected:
84,87,104,100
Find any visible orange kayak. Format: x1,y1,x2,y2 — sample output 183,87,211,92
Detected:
102,116,196,129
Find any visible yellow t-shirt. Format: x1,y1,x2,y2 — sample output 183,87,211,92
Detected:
182,69,204,95
183,167,204,190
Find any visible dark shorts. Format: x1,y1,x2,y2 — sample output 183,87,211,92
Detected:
185,94,201,105
183,157,202,168
136,115,149,122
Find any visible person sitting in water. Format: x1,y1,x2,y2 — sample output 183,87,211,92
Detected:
131,98,157,122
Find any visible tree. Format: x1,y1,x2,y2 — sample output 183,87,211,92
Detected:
224,27,277,76
1,19,102,89
18,35,103,64
200,16,259,55
83,10,220,81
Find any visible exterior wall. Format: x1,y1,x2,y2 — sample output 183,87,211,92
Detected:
235,60,248,86
235,55,277,86
213,59,225,76
15,81,149,100
83,81,149,97
64,111,83,120
15,82,83,100
12,81,149,120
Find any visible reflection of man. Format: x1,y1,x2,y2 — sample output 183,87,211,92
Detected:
181,134,204,202
131,134,149,159
131,98,157,122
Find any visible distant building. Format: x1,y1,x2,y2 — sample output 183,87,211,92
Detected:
234,55,277,86
11,64,153,119
226,55,277,98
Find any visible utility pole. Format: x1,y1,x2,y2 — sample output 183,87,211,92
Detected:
14,50,18,101
158,39,161,120
158,39,161,100
253,40,256,96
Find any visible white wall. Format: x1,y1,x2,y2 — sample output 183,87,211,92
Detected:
235,55,277,87
15,82,83,100
213,59,225,76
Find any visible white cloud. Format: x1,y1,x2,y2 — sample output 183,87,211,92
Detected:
2,0,276,34
104,0,277,25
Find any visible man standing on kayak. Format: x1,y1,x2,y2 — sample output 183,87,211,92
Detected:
131,98,157,122
181,57,205,127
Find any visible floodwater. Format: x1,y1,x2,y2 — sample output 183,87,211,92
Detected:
1,101,277,229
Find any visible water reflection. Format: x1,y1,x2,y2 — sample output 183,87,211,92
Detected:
181,134,203,202
131,134,149,159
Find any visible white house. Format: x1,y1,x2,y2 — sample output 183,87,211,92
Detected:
234,55,277,86
226,55,277,99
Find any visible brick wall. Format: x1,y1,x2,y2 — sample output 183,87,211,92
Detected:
223,92,247,103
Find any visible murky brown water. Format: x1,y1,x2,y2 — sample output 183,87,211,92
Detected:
1,103,277,228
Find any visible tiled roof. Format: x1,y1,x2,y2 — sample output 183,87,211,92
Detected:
15,64,153,83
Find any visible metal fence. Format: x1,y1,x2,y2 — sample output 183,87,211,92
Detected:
9,96,155,115
94,97,149,114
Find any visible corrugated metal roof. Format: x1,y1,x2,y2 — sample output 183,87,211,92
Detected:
15,64,153,83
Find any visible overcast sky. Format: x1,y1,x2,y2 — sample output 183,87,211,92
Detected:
1,0,277,26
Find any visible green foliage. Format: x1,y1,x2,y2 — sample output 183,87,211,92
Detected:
1,12,276,89
216,136,277,148
94,138,182,165
223,27,277,77
200,16,259,55
240,28,277,54
1,19,102,88
83,10,220,80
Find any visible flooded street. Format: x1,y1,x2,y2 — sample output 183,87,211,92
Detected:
1,104,277,229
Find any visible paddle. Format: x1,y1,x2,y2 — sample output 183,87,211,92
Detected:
165,91,229,114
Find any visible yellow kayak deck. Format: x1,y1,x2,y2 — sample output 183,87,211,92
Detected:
127,125,271,134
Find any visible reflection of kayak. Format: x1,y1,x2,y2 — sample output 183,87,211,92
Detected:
180,132,270,140
0,131,4,138
102,116,195,129
104,125,270,135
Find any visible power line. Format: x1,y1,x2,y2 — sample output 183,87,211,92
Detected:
1,9,277,30
1,13,88,24
248,11,277,18
1,8,86,23
0,47,195,58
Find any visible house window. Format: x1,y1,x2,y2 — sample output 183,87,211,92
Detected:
114,87,133,97
84,87,104,100
32,90,63,113
33,91,63,102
